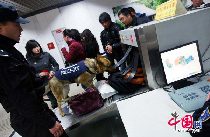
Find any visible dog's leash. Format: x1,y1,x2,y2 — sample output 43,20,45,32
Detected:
113,46,132,68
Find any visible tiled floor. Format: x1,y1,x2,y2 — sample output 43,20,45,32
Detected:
0,104,14,137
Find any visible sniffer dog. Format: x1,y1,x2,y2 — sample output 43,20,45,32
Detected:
49,55,114,116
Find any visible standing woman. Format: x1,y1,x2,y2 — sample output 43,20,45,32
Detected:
81,29,100,58
61,29,85,65
81,29,106,81
25,40,58,109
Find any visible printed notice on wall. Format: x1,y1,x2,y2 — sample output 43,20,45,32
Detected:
52,28,68,62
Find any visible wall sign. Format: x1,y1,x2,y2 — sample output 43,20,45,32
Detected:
52,27,68,63
47,42,55,50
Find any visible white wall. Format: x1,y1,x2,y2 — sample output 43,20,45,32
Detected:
15,9,66,68
15,0,135,68
15,0,210,68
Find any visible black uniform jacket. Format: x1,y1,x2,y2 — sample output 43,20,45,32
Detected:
190,100,210,137
0,34,56,129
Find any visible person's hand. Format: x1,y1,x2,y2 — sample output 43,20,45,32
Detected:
106,45,112,54
206,92,210,101
61,44,67,49
61,44,68,49
39,72,49,77
49,71,55,79
49,121,64,137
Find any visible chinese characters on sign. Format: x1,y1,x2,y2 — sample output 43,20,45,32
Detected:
168,111,202,133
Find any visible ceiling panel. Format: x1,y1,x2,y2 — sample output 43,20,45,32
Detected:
0,0,82,17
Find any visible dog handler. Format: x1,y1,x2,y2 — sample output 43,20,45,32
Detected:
0,3,68,137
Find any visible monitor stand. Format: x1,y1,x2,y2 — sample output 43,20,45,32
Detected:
172,79,195,90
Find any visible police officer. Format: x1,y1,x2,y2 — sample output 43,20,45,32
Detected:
99,12,124,68
0,3,68,137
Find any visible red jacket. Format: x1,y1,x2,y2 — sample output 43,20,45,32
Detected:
61,40,85,64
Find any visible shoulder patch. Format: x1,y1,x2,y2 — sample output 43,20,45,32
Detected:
0,49,9,57
199,107,210,122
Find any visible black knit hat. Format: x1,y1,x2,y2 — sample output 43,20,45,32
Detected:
0,2,29,24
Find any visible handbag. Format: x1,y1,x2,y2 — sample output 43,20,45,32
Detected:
123,68,145,85
68,87,104,116
108,47,145,93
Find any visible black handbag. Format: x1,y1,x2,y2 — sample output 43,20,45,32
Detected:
108,47,145,94
108,73,144,94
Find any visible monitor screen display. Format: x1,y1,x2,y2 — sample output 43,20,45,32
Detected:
160,41,203,84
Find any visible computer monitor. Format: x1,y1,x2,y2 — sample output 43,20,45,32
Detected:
160,41,203,89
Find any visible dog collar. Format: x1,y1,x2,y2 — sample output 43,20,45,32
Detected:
86,67,96,74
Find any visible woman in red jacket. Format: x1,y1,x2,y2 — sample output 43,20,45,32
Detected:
62,29,85,65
